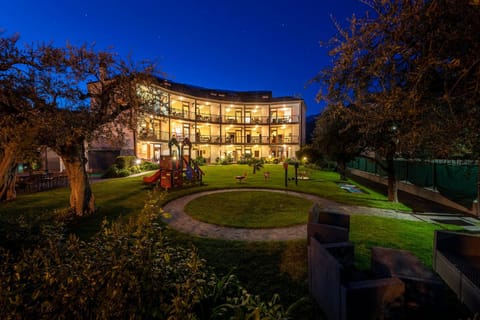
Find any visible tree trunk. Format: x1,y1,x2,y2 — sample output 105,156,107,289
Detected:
0,145,18,201
60,144,95,216
386,156,398,202
337,160,347,181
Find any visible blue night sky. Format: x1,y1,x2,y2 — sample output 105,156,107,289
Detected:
1,0,367,116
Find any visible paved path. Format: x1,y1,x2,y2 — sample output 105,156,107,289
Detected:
162,188,423,241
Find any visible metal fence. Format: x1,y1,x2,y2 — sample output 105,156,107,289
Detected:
348,157,478,208
15,173,69,194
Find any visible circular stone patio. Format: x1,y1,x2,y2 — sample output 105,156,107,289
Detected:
162,188,421,241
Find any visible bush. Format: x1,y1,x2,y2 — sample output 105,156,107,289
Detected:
140,161,159,171
0,191,294,319
195,156,206,166
128,165,141,174
215,156,233,165
114,156,137,170
0,209,69,251
117,168,131,177
102,165,134,178
101,164,120,178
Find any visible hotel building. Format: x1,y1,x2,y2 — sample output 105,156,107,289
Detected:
88,79,307,169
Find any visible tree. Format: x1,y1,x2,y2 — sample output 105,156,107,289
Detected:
0,35,45,201
312,105,363,180
295,145,323,167
0,34,157,215
312,0,480,201
249,158,264,174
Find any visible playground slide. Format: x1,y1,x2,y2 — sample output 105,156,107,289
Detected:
182,157,204,181
143,170,162,184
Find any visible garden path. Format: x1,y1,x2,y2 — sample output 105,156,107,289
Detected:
162,188,424,241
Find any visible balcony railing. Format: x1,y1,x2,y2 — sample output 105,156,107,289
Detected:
164,110,299,124
138,131,299,144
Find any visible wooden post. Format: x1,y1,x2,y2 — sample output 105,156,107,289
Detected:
283,162,288,187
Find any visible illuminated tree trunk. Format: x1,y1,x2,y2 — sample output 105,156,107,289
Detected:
0,145,17,201
59,143,95,216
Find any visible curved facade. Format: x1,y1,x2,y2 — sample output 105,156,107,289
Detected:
89,79,307,169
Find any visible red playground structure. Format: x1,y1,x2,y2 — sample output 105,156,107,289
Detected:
143,137,204,189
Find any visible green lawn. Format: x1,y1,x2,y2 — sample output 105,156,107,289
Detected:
195,164,411,211
0,164,462,307
184,191,313,228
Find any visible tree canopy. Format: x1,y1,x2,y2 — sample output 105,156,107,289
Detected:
311,0,480,200
0,34,157,215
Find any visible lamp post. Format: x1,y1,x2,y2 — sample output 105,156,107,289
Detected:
294,161,299,186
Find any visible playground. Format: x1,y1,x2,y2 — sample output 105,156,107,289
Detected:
142,136,204,189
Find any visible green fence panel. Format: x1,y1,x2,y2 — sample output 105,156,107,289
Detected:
435,163,477,208
365,158,376,174
393,160,408,181
407,161,434,188
347,157,479,209
358,157,368,172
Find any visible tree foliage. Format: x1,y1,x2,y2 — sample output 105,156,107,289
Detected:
0,33,157,215
312,0,480,200
0,35,44,201
312,105,362,180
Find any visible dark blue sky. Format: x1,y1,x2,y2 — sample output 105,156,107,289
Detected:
1,0,367,116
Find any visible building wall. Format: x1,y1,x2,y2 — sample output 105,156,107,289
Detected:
133,82,306,164
88,80,306,169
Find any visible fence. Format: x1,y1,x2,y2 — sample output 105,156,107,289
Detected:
348,158,478,208
15,173,69,194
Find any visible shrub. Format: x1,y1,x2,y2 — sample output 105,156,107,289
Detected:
101,164,120,178
128,165,141,174
102,165,133,178
195,156,206,166
0,191,294,319
140,161,159,171
116,168,131,177
114,156,137,170
215,156,233,165
0,209,69,251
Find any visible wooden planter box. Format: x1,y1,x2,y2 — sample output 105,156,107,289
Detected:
433,230,480,313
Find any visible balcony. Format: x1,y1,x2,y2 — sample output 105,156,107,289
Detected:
137,130,299,145
270,115,299,124
152,110,299,125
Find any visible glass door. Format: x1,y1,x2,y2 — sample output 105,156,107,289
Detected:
235,109,242,123
245,110,251,124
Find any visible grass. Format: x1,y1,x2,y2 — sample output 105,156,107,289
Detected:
350,215,462,269
197,164,412,211
184,191,313,228
1,175,151,238
0,164,463,307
